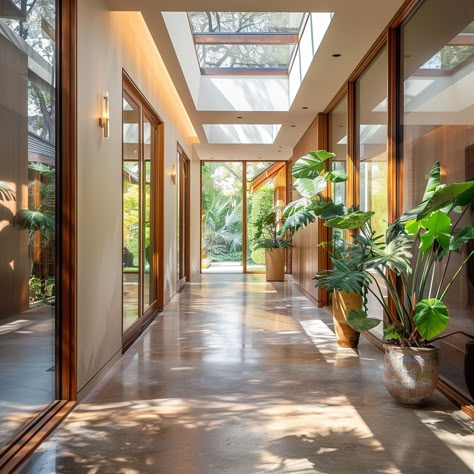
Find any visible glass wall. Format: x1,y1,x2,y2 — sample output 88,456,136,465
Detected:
201,162,243,273
329,95,348,206
0,0,57,447
356,46,388,338
400,0,474,402
246,162,286,272
177,148,190,283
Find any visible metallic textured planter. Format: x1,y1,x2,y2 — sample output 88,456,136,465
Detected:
332,290,361,348
383,344,439,406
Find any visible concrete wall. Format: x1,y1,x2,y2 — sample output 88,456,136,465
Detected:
77,0,198,394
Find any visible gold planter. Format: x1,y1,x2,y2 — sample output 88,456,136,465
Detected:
265,248,285,281
332,290,362,348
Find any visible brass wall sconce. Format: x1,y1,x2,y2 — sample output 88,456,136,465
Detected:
170,163,177,184
98,92,110,139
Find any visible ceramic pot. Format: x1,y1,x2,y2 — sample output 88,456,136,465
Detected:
332,290,361,348
383,344,439,406
265,248,285,281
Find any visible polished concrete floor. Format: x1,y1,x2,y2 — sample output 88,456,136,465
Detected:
21,275,474,473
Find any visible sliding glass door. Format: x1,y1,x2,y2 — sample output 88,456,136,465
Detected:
122,78,161,341
201,161,287,274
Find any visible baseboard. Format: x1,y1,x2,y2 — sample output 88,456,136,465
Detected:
76,349,122,402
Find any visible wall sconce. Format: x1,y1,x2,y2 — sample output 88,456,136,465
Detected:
98,92,110,139
170,163,177,184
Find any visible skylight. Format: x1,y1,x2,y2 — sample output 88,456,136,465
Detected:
188,12,306,74
203,124,282,144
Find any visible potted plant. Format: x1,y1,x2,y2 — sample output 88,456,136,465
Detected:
254,207,291,281
280,151,373,347
317,162,474,405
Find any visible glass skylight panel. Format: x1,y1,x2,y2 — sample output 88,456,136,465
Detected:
189,12,304,34
196,44,294,69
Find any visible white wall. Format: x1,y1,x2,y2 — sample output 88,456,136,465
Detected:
77,0,198,394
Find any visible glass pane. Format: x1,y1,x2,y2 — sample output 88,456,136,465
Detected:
401,1,474,402
201,162,243,273
178,153,188,281
0,0,56,446
143,147,153,311
123,93,141,332
189,12,305,34
356,46,388,339
196,44,295,69
247,162,278,273
329,96,347,206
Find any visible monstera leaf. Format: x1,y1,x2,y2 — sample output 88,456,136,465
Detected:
324,211,375,230
324,170,348,183
419,211,452,253
413,298,449,340
449,226,474,250
294,176,327,199
11,209,55,233
0,182,16,202
292,151,335,179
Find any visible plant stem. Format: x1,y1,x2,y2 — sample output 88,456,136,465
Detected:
439,250,474,301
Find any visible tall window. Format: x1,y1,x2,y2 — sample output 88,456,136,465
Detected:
0,0,57,447
122,79,161,339
400,0,474,402
356,45,388,337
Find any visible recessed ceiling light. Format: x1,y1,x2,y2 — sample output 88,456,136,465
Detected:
302,106,309,110
291,125,296,128
236,116,243,119
278,150,282,152
332,53,342,58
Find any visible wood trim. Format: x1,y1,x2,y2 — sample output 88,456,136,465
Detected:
58,0,77,402
177,144,191,282
201,68,288,76
249,161,286,193
316,114,329,307
193,33,298,45
0,401,76,473
242,161,247,274
346,82,357,209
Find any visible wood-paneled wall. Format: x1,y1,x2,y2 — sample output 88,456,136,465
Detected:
289,114,328,306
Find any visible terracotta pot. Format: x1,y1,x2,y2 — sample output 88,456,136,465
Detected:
383,344,439,406
265,248,285,281
332,290,361,348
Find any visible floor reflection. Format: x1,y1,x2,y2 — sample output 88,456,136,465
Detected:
21,274,474,474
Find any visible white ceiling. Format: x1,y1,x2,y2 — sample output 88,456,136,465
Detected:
108,0,405,161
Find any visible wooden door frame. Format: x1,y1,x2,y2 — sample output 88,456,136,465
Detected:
0,0,78,470
122,72,164,350
200,160,288,275
177,143,191,286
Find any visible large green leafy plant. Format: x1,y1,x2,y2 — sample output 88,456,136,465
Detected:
281,150,374,236
254,207,291,250
317,162,474,347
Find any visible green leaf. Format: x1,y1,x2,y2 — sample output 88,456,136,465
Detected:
316,259,370,294
323,170,348,183
449,226,474,250
347,309,381,332
419,211,451,253
292,151,335,179
0,181,16,202
405,219,422,236
294,176,327,198
324,211,375,230
413,298,449,340
318,202,346,220
418,181,474,220
422,162,441,202
11,209,55,233
384,325,401,341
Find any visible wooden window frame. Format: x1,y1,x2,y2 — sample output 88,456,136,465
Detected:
200,160,288,275
321,0,473,418
177,143,191,286
0,0,78,470
122,72,164,351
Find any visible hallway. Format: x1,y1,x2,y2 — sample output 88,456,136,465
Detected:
23,275,474,473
